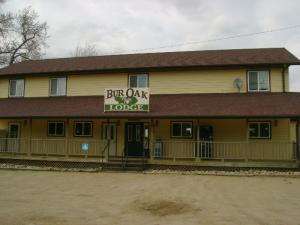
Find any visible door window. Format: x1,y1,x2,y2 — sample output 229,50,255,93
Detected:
125,123,144,156
136,125,141,141
9,124,20,138
128,125,133,141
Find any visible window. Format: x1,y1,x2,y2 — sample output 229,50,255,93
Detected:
248,71,270,92
48,122,65,136
128,125,133,141
128,74,148,88
74,122,93,137
248,122,271,139
171,122,193,138
9,79,24,97
50,77,66,96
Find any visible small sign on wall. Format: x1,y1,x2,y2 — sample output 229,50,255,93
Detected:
82,143,89,151
104,88,149,112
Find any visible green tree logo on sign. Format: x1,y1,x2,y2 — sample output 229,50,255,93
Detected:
104,88,149,112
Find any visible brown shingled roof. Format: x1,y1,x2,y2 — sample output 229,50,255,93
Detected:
1,93,300,118
0,48,299,76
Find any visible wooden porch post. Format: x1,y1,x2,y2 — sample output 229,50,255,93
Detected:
65,119,69,158
27,119,32,157
196,119,201,161
150,119,155,160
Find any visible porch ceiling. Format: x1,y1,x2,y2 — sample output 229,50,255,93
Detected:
0,93,300,119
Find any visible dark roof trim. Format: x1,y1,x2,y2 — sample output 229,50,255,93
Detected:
1,116,299,119
0,48,299,77
1,93,300,118
0,63,293,78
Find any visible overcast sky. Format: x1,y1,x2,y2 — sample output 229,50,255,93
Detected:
1,0,300,91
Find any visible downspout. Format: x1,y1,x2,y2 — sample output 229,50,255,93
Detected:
296,120,300,163
281,64,288,93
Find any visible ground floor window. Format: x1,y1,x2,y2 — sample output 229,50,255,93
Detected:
171,121,193,138
248,122,271,139
48,121,65,136
74,122,93,137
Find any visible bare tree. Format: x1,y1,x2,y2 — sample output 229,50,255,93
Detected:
72,42,99,57
0,10,12,36
0,7,48,66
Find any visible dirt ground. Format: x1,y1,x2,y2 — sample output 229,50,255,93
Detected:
0,170,300,225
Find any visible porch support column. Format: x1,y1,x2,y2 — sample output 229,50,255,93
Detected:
196,119,201,161
27,119,32,157
150,119,155,160
65,119,69,158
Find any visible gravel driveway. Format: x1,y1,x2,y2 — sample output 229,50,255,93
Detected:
0,170,300,225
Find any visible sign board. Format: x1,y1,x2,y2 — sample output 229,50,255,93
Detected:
104,88,149,112
82,143,89,151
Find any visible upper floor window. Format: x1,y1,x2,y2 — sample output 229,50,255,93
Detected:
128,74,148,88
9,79,24,97
50,77,66,96
247,71,270,92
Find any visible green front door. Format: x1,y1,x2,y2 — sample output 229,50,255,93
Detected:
125,122,144,157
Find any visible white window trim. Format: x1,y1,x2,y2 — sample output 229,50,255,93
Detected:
247,70,270,92
248,121,271,139
128,74,149,88
74,121,93,137
47,121,65,137
9,79,24,97
49,77,67,96
171,121,193,138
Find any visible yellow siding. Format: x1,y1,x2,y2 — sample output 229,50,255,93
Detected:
155,119,247,142
25,76,49,97
0,120,27,138
284,68,290,92
152,119,294,159
150,69,247,94
0,68,288,97
0,118,296,160
16,118,291,143
68,73,127,96
271,68,283,92
0,79,8,98
0,120,8,131
290,121,297,142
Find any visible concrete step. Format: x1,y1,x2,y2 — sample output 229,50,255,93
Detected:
103,157,147,171
109,157,146,162
102,163,145,171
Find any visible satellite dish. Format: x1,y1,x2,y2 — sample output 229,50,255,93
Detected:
233,78,243,92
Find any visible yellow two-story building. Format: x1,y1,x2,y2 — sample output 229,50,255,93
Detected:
0,48,300,168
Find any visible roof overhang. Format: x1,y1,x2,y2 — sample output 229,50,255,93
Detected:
1,93,300,119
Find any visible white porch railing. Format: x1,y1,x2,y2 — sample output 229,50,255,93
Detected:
0,138,298,161
152,140,298,161
0,138,108,158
